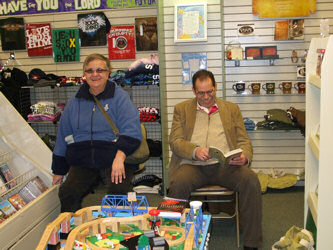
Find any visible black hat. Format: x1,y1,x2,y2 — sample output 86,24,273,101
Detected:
45,73,61,81
27,68,47,85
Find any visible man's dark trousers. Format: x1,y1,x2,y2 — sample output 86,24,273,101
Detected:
168,164,262,248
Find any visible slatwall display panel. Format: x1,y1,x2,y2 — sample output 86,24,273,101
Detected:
0,7,161,179
222,0,333,175
161,0,224,176
0,7,157,76
248,131,305,176
161,0,223,101
160,0,333,178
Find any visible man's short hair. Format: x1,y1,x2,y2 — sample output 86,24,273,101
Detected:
192,69,216,89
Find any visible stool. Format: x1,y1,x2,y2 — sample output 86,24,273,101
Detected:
190,185,240,248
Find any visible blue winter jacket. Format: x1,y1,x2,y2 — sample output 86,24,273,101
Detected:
52,80,142,175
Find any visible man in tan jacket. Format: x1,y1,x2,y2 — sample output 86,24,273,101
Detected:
168,70,262,250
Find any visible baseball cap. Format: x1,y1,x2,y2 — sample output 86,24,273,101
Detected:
27,68,47,85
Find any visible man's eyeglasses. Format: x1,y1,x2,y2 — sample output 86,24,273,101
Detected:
196,89,215,96
84,68,109,74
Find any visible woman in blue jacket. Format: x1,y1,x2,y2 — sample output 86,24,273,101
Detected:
52,54,142,212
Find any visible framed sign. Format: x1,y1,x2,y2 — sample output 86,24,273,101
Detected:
181,52,207,84
174,3,207,43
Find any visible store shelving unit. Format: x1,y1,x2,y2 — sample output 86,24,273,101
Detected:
0,92,60,250
20,85,79,138
305,36,333,249
122,85,163,180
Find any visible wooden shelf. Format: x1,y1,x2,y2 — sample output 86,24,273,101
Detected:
308,135,319,161
309,74,321,88
228,58,278,67
307,192,318,227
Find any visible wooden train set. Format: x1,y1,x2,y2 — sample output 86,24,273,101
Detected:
36,195,211,250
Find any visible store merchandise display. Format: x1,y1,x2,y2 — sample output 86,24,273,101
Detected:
243,117,256,131
0,163,16,188
256,109,299,131
0,170,48,224
138,106,160,122
132,174,162,194
27,101,65,122
110,55,160,87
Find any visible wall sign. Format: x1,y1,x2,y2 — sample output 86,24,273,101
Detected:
253,0,316,18
174,3,207,43
237,24,255,36
52,29,80,62
135,17,158,51
78,12,108,47
108,25,135,60
0,17,25,51
0,0,157,16
25,23,53,57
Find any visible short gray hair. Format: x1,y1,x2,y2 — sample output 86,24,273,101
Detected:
83,53,111,72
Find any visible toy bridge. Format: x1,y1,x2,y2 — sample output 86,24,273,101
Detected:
185,206,203,248
101,194,149,217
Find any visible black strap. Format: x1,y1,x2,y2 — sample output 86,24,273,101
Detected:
92,95,119,136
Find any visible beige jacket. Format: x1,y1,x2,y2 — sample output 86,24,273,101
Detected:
167,97,253,187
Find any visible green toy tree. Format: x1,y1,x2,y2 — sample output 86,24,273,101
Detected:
137,235,150,249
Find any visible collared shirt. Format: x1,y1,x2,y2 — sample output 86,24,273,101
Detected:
196,101,248,166
197,102,219,116
186,101,228,164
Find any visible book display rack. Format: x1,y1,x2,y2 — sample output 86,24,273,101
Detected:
0,92,60,250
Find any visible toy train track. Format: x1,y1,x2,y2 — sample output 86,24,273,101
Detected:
37,206,193,250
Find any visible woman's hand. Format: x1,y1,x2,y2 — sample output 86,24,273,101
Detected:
111,150,126,184
52,175,64,185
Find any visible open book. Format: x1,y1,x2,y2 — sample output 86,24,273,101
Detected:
209,146,243,167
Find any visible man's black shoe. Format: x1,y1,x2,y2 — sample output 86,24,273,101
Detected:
244,247,258,250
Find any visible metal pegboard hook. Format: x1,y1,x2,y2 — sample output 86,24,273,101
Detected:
10,52,15,60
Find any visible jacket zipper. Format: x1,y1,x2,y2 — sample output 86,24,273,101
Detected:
91,104,96,165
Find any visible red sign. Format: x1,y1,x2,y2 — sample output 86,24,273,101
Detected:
25,23,53,57
108,25,135,60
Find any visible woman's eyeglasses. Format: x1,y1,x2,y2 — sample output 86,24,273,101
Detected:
84,68,109,74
